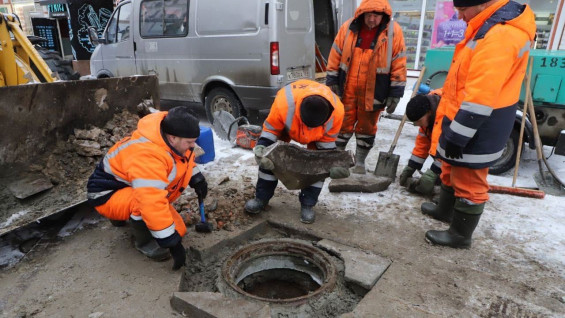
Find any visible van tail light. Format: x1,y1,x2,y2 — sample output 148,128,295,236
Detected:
270,42,280,75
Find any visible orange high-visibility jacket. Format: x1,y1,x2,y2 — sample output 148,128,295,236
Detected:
430,0,536,169
260,79,344,149
326,0,407,109
87,112,197,239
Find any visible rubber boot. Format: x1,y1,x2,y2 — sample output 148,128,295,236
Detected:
421,184,455,223
300,205,316,224
351,146,370,174
425,200,484,249
244,198,267,214
130,219,170,261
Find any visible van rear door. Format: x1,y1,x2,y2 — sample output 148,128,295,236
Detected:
271,0,315,86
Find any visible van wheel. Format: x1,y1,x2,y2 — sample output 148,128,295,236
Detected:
489,129,520,175
205,87,243,124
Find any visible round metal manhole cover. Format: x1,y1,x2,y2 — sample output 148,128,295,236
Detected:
221,239,337,304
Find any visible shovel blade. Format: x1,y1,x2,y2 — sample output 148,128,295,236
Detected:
533,171,565,197
374,151,400,180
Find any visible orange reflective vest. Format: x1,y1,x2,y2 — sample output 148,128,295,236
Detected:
430,0,536,169
326,0,407,110
260,79,344,149
87,112,197,239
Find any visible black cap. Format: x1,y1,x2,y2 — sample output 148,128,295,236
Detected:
161,106,200,138
406,94,431,122
300,95,331,128
453,0,490,7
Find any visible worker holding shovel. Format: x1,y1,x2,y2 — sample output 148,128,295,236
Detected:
399,93,443,196
326,0,407,174
244,80,349,224
86,106,208,270
423,0,536,248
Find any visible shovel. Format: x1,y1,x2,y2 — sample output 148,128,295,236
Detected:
374,67,426,180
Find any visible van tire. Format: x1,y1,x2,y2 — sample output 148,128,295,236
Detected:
205,87,243,124
489,128,520,175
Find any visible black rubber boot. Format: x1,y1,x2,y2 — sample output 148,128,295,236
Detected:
130,219,170,261
425,200,484,249
110,220,126,227
300,205,316,224
421,184,455,223
244,198,267,214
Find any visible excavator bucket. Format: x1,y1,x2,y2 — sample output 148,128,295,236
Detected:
0,75,160,236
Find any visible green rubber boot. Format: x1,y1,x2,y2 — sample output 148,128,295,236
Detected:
421,184,455,223
425,199,484,249
130,219,170,261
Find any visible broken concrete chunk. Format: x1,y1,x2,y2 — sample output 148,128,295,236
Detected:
315,239,391,291
74,127,104,140
8,174,53,199
170,292,270,318
328,175,393,193
263,141,354,190
73,140,104,157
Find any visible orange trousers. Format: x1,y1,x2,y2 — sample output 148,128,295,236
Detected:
440,161,489,204
94,187,187,237
340,48,382,137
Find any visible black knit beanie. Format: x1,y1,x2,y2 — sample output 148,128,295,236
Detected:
161,106,200,138
300,95,331,128
453,0,490,7
406,94,431,122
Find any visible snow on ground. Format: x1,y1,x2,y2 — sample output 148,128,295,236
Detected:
198,76,565,280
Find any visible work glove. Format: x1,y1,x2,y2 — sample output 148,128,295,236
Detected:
384,97,400,114
254,145,274,170
444,141,463,159
399,166,416,187
412,169,438,195
193,178,208,201
329,167,350,179
169,241,186,271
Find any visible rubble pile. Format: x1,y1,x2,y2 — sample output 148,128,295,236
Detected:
174,176,257,232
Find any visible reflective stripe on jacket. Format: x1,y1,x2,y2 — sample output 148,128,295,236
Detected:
326,0,407,109
87,112,196,239
260,79,344,149
430,0,536,169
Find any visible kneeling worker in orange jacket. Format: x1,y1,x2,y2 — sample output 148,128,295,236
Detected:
423,0,536,248
86,106,208,270
326,0,407,174
244,80,350,224
399,93,442,196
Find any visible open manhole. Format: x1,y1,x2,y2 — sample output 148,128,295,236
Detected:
220,239,337,304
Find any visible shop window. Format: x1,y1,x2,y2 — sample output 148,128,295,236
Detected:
140,0,189,38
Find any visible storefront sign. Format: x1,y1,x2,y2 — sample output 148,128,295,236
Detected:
31,17,62,53
431,1,467,48
67,0,113,60
48,3,68,18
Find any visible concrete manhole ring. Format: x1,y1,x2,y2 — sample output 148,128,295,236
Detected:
220,239,337,304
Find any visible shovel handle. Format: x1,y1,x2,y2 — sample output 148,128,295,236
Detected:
388,67,427,154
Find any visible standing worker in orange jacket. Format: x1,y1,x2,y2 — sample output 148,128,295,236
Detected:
326,0,407,174
399,93,443,196
422,0,536,248
244,80,350,224
86,107,208,270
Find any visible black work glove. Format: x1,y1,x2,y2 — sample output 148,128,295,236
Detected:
169,242,186,271
193,178,208,201
444,141,463,159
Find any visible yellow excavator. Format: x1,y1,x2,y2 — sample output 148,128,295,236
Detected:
0,12,160,235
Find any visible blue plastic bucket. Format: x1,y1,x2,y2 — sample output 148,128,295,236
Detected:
195,125,215,164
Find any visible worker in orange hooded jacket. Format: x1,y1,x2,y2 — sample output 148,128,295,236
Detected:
87,107,208,270
422,0,536,248
244,80,349,224
326,0,407,174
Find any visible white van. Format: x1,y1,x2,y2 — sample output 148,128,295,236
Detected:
89,0,356,121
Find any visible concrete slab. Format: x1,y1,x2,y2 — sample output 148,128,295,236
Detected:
315,239,391,291
328,175,392,193
264,142,354,190
170,292,270,318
